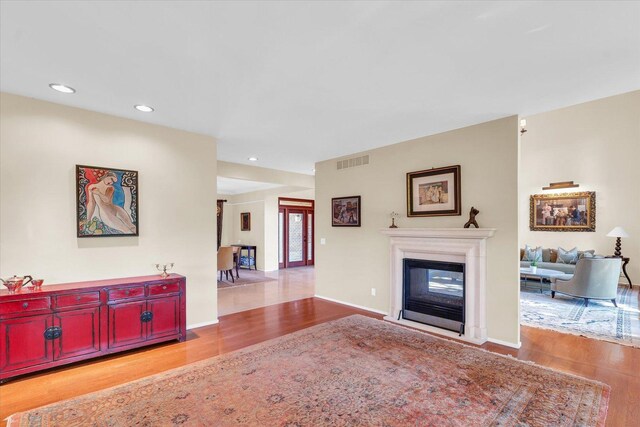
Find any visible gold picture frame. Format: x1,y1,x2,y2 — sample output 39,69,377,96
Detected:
529,192,595,232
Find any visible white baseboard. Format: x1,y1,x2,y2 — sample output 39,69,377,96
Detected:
187,318,219,330
314,294,388,315
487,337,521,349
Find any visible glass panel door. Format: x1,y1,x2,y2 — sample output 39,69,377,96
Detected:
287,211,305,266
307,213,313,262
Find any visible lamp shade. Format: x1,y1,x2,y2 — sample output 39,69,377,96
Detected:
606,226,630,238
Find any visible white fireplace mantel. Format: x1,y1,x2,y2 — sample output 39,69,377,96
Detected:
380,227,496,345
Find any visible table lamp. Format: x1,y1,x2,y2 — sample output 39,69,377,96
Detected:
606,226,629,257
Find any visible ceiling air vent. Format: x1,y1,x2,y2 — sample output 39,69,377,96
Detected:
336,154,370,170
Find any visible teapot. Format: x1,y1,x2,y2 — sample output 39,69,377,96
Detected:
1,275,32,293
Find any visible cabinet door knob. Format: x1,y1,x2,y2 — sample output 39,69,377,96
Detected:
76,296,81,301
125,290,130,296
162,285,167,290
22,302,29,309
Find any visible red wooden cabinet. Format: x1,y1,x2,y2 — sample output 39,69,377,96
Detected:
0,275,186,383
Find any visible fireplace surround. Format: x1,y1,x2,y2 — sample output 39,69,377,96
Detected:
380,228,496,344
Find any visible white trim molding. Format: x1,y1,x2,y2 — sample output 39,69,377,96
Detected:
380,228,496,345
314,294,389,316
487,337,522,349
187,318,219,330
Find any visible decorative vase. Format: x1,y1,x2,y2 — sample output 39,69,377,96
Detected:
531,266,537,274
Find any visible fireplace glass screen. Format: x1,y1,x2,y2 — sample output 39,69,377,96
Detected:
403,258,465,334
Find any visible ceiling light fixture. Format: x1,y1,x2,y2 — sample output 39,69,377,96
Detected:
134,105,154,113
248,157,258,162
49,83,76,94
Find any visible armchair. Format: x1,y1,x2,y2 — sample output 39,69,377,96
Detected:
550,258,622,307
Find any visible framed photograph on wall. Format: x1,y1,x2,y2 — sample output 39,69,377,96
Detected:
241,212,251,231
76,165,139,237
530,192,595,232
332,196,361,227
407,165,461,217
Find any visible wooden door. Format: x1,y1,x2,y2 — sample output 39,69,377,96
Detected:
107,300,146,349
147,296,180,341
279,198,314,269
0,314,54,372
54,307,101,360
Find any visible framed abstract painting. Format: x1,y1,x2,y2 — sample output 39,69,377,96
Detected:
76,165,139,237
407,165,461,217
332,196,361,227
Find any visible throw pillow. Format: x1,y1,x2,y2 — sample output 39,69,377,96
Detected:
578,250,596,259
523,245,543,263
556,247,579,264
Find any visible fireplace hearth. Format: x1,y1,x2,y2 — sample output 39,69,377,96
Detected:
403,258,465,334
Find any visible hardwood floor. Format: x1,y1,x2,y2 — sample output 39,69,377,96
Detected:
0,298,637,426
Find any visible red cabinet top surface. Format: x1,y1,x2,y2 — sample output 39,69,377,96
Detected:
0,274,185,300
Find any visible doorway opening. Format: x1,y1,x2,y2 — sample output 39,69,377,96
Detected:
279,198,314,269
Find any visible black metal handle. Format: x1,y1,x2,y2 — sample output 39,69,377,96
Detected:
140,311,153,323
44,326,62,340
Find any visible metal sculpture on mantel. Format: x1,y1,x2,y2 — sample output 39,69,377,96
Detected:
464,207,480,228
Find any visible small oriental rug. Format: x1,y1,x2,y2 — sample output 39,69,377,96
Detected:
217,269,276,289
8,315,609,426
521,284,639,347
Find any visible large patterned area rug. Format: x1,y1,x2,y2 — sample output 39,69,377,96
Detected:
521,285,639,348
8,315,609,427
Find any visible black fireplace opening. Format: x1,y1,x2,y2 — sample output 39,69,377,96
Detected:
402,258,465,334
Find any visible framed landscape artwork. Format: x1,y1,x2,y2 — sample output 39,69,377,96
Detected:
241,212,251,231
332,196,361,227
407,165,461,217
530,191,595,232
76,165,139,237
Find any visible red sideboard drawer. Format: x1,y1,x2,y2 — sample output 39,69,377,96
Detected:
56,292,100,308
108,286,145,301
1,298,51,316
148,282,180,296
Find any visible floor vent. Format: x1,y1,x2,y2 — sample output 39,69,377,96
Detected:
337,154,369,170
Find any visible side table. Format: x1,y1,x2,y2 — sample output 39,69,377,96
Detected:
607,256,632,289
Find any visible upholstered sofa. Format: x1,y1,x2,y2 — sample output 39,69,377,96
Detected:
519,247,597,274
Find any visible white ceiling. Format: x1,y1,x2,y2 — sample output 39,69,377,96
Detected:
1,2,639,174
217,176,284,196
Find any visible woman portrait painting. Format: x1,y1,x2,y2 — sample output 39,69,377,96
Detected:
76,166,139,237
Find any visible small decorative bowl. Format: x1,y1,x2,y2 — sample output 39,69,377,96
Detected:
2,280,24,294
31,279,44,291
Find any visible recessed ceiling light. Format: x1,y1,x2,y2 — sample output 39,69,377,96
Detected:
134,105,154,113
49,83,75,94
248,157,258,162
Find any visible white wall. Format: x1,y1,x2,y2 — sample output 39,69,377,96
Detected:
519,91,640,281
0,93,219,328
315,116,520,345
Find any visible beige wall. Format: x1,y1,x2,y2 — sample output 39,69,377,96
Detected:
0,93,219,328
218,161,314,188
315,116,520,345
519,91,640,281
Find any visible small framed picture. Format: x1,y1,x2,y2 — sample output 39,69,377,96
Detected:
241,212,251,231
332,196,361,227
76,165,139,237
530,192,595,232
407,165,461,217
